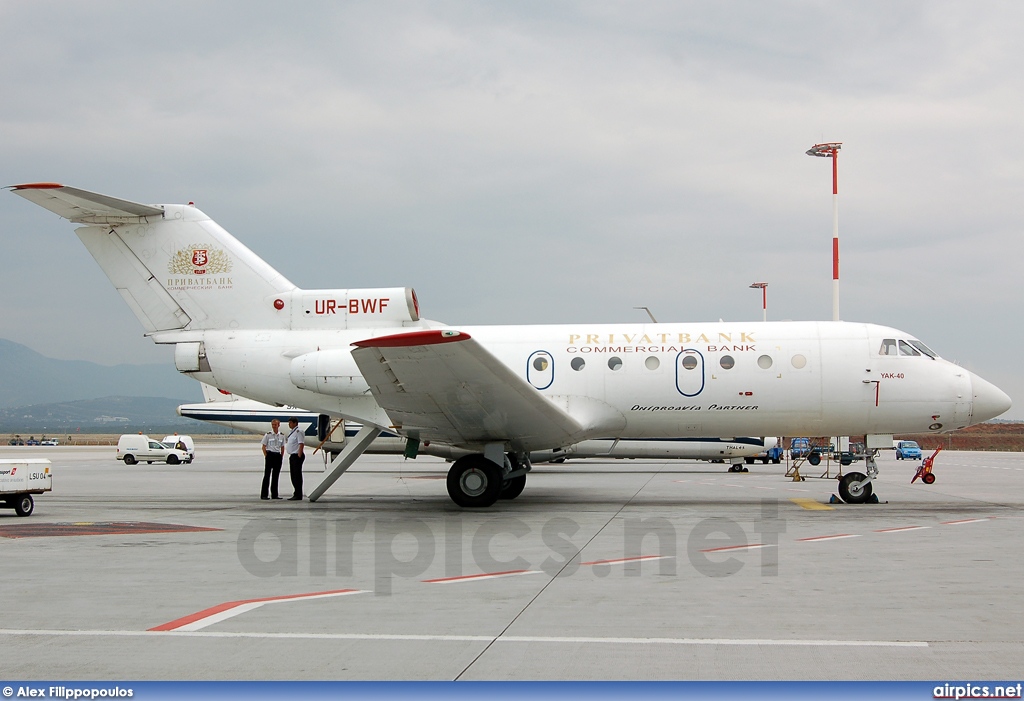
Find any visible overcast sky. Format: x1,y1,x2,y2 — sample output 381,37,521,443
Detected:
1,1,1021,419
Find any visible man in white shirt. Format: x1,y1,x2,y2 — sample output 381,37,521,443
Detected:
285,417,305,501
260,419,285,500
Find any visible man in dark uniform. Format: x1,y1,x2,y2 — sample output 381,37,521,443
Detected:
285,417,305,501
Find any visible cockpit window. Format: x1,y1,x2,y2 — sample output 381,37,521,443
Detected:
898,340,921,356
909,340,937,359
879,339,897,356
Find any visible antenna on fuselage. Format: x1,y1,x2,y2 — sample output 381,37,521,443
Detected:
634,306,658,323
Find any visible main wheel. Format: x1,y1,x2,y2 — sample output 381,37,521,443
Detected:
167,454,180,465
13,494,33,517
838,472,873,504
500,474,527,500
447,455,503,507
807,453,821,466
123,454,137,465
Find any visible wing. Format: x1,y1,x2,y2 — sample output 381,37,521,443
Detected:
351,330,584,451
8,183,164,222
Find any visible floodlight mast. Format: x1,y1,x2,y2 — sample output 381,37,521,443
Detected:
806,142,842,321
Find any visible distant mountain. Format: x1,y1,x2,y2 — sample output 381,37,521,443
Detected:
0,339,201,408
0,395,210,433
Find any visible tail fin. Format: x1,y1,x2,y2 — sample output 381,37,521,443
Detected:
199,382,236,403
10,183,296,333
12,183,425,337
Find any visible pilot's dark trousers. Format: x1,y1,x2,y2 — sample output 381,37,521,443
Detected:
261,453,282,499
289,453,304,498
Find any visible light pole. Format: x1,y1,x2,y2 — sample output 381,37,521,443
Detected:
749,282,768,322
806,142,842,322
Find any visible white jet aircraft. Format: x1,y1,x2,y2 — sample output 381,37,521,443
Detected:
10,183,1012,506
177,383,779,467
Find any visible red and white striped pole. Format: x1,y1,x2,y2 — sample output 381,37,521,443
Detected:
806,142,842,321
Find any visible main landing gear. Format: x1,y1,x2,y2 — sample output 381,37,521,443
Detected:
446,449,530,507
727,459,748,473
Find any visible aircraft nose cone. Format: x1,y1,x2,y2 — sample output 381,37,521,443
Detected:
971,373,1012,423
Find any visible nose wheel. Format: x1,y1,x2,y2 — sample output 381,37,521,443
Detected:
835,453,880,504
838,472,873,504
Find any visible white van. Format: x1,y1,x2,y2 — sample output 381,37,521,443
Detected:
117,434,191,465
162,435,195,461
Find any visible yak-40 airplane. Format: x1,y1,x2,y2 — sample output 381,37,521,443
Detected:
178,382,779,467
11,183,1012,507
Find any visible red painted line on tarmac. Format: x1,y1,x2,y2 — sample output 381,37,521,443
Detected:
941,518,992,525
699,543,773,553
796,534,861,542
580,555,670,566
422,570,541,584
149,588,363,631
874,526,930,533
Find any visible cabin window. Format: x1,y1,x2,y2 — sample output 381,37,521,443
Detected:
681,355,698,370
533,356,550,371
898,340,921,356
645,356,660,370
719,355,735,370
791,354,807,369
571,357,585,371
757,354,773,369
879,339,897,356
608,356,623,371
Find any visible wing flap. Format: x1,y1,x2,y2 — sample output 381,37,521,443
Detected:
351,330,584,450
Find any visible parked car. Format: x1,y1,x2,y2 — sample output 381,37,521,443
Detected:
896,440,922,460
40,439,59,446
116,434,191,465
835,441,866,466
162,435,195,461
790,438,813,459
747,445,784,465
25,437,40,446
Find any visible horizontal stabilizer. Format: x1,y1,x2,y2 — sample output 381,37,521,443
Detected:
9,183,163,222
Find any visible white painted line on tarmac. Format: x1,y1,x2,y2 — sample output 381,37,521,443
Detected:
422,570,543,583
699,543,776,553
580,555,673,566
150,589,368,632
496,635,928,647
941,518,993,525
796,534,861,542
874,526,931,533
0,628,929,647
